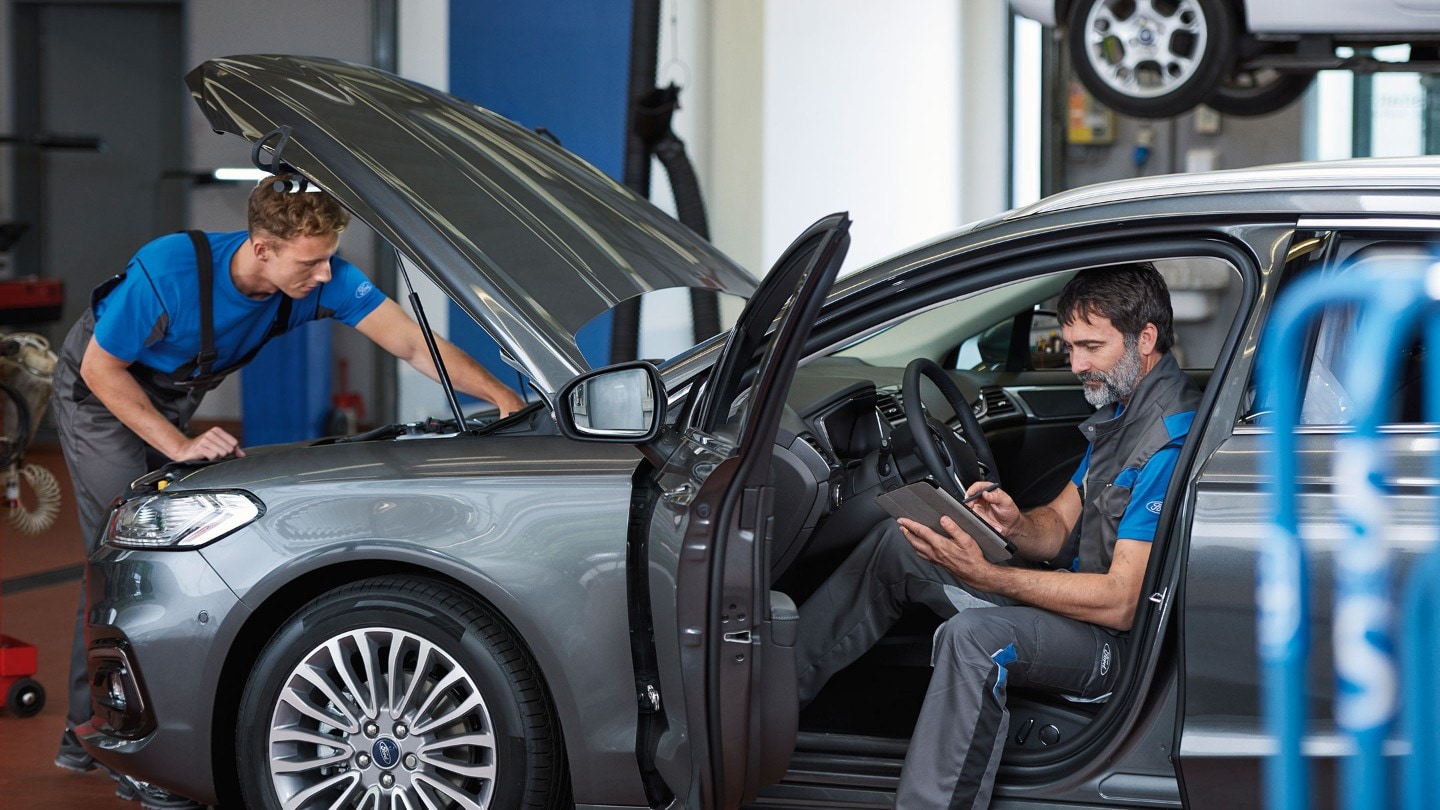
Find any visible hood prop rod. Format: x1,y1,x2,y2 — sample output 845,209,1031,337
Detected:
396,252,468,431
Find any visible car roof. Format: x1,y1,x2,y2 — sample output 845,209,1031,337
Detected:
1008,157,1440,219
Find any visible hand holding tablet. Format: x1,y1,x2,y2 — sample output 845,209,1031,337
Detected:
876,481,1016,564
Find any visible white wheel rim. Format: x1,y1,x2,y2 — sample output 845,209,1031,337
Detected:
1082,0,1210,99
267,627,499,810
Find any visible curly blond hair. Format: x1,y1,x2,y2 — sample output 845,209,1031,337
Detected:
247,174,350,241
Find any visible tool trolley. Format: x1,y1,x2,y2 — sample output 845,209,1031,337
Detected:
0,330,62,718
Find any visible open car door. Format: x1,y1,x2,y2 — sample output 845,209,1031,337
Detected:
637,213,850,808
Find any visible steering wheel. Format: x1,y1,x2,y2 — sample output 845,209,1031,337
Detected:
901,358,1000,498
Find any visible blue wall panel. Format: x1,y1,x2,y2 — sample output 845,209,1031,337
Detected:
446,2,632,403
241,319,331,444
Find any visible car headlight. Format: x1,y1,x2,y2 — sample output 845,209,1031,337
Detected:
106,490,264,550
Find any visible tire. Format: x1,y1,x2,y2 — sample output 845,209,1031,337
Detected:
1067,0,1238,119
1204,67,1316,116
7,677,46,718
237,577,570,810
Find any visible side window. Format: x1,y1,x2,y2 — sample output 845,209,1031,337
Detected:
1298,302,1361,425
952,257,1240,373
1263,236,1429,426
953,309,1069,371
954,318,1013,371
1027,312,1069,369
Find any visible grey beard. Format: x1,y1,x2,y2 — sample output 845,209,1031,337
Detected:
1079,337,1142,408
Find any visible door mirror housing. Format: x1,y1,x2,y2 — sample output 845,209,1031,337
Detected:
555,361,664,442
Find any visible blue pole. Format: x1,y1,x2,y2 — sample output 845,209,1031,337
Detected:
1401,523,1440,810
1402,288,1440,810
1258,279,1347,810
1334,272,1430,810
1256,270,1420,810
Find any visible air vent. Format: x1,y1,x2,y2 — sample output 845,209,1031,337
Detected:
876,390,905,424
799,432,825,456
979,388,1017,418
798,433,838,469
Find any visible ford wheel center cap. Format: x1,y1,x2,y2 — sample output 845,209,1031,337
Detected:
373,737,401,769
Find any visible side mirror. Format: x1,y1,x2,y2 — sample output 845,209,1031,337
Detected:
555,361,664,442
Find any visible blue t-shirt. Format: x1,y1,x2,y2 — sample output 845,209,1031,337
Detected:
93,231,384,375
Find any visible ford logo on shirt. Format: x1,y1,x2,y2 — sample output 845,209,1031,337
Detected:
356,281,374,299
1146,500,1164,514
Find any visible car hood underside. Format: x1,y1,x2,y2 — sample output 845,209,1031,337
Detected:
186,54,757,398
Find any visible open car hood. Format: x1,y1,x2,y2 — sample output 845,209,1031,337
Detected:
186,54,756,398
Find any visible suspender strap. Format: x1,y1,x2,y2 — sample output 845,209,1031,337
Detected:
178,229,293,377
185,230,219,380
272,294,294,340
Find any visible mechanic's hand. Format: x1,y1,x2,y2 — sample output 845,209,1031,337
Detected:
962,480,1020,533
172,426,246,462
898,515,988,583
493,389,527,418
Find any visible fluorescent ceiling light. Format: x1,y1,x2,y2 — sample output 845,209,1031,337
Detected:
211,168,271,182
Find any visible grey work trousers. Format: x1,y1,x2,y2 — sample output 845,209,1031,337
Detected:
52,313,202,731
794,521,1123,809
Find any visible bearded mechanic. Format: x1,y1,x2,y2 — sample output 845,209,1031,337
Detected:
50,174,525,808
792,263,1202,809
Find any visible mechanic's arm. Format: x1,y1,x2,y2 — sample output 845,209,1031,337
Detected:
355,297,526,416
80,337,243,462
964,480,1082,562
899,513,1151,631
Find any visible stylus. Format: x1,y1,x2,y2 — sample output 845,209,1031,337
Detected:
961,482,1001,504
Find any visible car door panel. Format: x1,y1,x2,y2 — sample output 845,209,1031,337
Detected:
639,214,851,808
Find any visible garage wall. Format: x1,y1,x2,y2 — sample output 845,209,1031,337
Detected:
1062,103,1307,190
183,0,377,431
0,3,11,233
0,0,378,435
693,0,1011,275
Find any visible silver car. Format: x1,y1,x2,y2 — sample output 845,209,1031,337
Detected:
78,54,1436,809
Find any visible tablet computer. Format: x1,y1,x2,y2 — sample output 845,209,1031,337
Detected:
875,481,1015,564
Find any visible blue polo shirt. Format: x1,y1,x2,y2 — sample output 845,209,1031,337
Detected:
93,230,384,374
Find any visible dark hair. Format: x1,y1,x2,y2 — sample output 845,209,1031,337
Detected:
1057,262,1174,354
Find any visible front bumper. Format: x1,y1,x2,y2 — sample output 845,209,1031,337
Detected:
77,544,247,805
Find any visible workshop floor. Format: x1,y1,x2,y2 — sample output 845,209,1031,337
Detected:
2,441,141,807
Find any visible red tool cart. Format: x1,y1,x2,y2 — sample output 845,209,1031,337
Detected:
1,328,63,719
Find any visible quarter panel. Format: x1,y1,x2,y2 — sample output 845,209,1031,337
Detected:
1181,429,1440,807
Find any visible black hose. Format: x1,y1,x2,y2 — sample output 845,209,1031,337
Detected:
0,382,31,468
